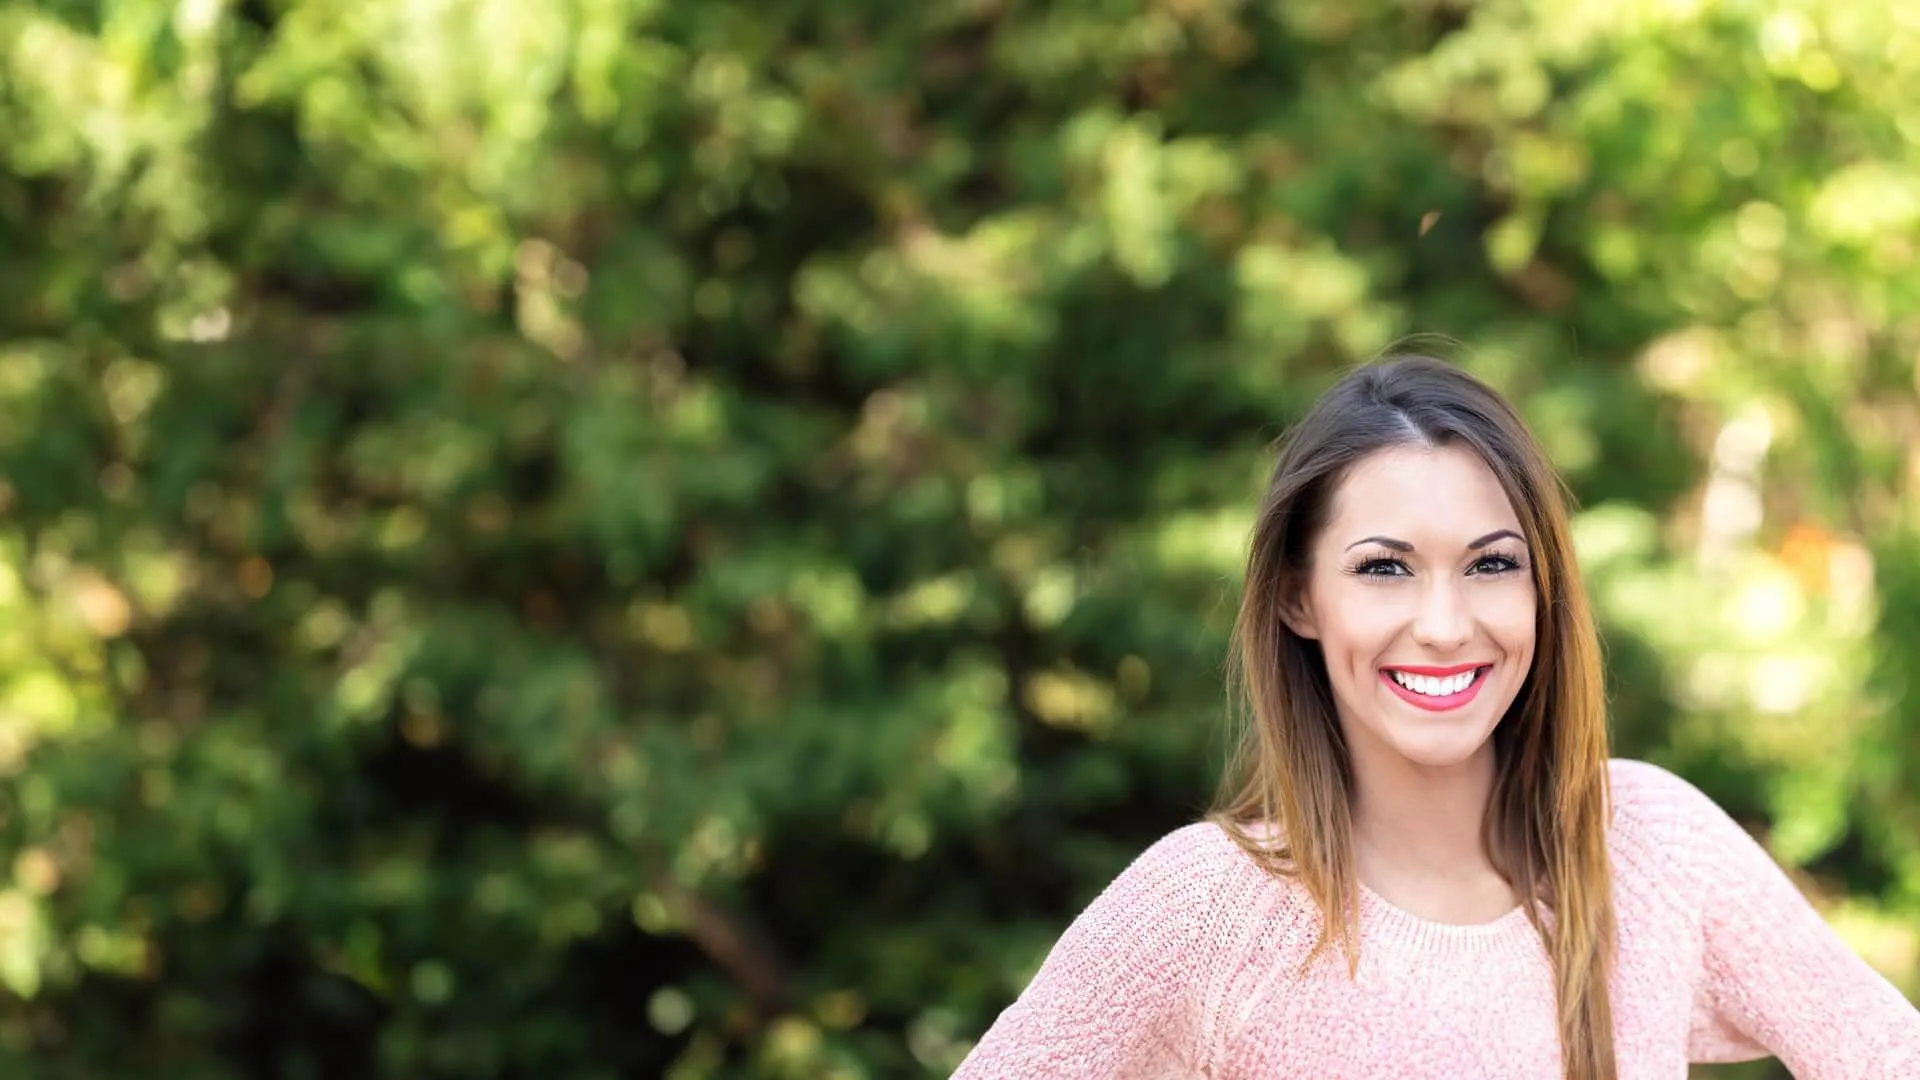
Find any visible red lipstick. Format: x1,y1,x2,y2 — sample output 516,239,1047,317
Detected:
1381,663,1484,677
1378,664,1492,712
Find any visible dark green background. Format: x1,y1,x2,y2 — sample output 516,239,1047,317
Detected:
1,1,1916,1076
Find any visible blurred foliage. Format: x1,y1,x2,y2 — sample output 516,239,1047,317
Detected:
0,0,1917,1076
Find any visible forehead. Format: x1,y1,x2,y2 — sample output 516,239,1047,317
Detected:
1323,443,1522,538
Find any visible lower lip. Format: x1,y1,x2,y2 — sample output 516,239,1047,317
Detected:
1380,667,1490,712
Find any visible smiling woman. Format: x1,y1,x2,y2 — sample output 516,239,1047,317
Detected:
1285,444,1538,779
951,356,1920,1080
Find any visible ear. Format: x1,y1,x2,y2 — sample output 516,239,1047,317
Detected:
1279,581,1319,641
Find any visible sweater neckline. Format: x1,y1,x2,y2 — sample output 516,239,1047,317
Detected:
1354,879,1543,955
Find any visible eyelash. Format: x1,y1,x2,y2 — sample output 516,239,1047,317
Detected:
1349,554,1527,579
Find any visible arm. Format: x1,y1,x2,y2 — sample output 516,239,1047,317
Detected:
951,824,1242,1079
1676,773,1920,1077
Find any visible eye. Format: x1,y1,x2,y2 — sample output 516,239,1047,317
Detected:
1353,557,1411,577
1470,553,1524,576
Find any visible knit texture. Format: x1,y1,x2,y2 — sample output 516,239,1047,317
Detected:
952,759,1920,1078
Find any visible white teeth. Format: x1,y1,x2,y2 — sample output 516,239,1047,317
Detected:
1389,670,1479,696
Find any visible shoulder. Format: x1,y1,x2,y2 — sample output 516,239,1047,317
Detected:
1025,823,1298,1003
1605,757,1767,892
1111,823,1317,1005
1142,820,1249,865
1606,756,1722,831
1115,822,1289,904
1093,822,1308,940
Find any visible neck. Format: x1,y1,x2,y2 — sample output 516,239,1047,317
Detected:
1348,744,1500,882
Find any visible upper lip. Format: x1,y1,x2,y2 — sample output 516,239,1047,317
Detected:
1382,663,1489,676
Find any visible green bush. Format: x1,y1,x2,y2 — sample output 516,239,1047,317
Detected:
1,1,1916,1076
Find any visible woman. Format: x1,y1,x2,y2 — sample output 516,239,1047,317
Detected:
951,356,1920,1078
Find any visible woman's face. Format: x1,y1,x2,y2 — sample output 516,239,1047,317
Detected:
1285,442,1537,776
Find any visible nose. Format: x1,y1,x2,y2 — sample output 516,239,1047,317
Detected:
1411,577,1472,652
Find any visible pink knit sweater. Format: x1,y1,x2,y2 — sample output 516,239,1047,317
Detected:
953,760,1920,1078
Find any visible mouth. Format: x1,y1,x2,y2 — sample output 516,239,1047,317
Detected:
1378,664,1492,712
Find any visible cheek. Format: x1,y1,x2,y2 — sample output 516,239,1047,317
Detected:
1312,588,1407,660
1479,586,1538,652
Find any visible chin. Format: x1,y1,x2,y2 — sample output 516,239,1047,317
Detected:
1386,734,1495,770
1377,715,1502,771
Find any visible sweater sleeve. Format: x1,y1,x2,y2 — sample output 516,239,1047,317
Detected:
950,823,1245,1079
1665,767,1920,1076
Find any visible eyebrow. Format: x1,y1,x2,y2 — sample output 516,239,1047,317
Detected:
1344,529,1525,552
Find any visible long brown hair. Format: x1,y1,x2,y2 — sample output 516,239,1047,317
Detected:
1210,355,1616,1079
